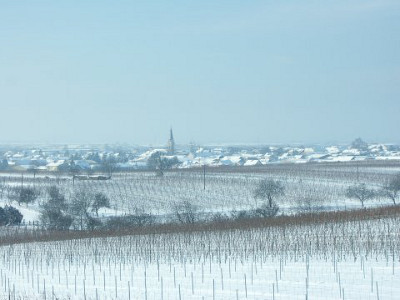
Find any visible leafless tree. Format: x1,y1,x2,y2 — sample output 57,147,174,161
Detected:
101,155,118,178
40,186,72,230
345,183,375,208
12,187,38,206
147,151,179,176
381,173,400,205
254,179,285,208
70,190,93,229
91,192,110,216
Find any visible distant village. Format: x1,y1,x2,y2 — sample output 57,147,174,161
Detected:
0,132,399,174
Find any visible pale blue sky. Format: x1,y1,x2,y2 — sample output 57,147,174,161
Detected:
0,0,399,145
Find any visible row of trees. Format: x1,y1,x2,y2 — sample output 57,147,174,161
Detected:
346,173,400,207
40,186,110,230
8,172,400,230
253,173,400,213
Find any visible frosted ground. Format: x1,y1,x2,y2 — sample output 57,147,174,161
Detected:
0,214,399,299
0,161,398,224
0,161,399,299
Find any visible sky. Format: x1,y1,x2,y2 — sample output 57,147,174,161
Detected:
0,0,399,146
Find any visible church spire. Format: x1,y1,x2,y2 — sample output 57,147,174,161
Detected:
167,128,175,154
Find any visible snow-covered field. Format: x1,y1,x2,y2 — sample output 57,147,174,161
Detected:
0,161,398,223
0,162,399,299
0,215,399,299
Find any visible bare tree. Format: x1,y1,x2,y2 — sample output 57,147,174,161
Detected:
381,173,400,205
254,179,285,208
91,192,110,216
70,190,93,229
147,151,179,176
40,186,72,230
101,155,117,178
46,185,67,210
14,187,38,206
345,183,375,208
297,195,323,213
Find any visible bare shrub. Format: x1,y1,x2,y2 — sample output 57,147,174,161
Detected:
105,213,155,229
171,201,199,224
255,203,279,218
230,209,254,220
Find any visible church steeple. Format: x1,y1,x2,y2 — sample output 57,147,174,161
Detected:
167,128,175,154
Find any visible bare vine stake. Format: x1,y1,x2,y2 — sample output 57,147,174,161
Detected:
393,250,395,275
145,270,148,300
174,267,176,288
251,264,254,285
305,277,308,300
376,282,379,300
115,276,118,298
371,268,374,293
202,264,204,283
191,272,194,294
131,265,134,283
160,278,163,300
157,261,160,282
221,268,224,290
213,279,215,300
244,274,248,298
83,279,86,300
273,283,275,300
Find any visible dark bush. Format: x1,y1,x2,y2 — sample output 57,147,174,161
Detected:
230,209,254,220
0,207,8,226
171,201,198,224
40,209,73,230
209,212,230,223
255,203,279,218
4,206,23,225
86,216,102,231
105,214,155,229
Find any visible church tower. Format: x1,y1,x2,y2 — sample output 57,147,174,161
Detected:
167,128,175,155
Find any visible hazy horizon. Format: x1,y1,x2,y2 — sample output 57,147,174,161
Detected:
1,0,399,145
